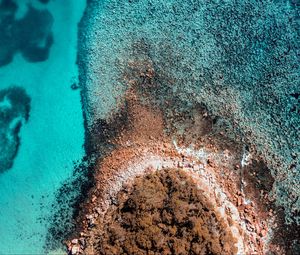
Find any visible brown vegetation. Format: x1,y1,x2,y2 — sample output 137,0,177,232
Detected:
94,168,238,255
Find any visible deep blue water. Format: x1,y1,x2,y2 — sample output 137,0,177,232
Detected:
0,0,86,253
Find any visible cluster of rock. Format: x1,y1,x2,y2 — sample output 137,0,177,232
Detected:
66,237,86,255
79,0,300,225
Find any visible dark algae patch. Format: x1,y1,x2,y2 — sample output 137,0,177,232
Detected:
0,0,53,66
0,86,30,172
94,169,237,255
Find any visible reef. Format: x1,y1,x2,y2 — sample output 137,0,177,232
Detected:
0,86,30,172
0,0,54,66
64,0,300,254
78,0,300,225
66,79,298,254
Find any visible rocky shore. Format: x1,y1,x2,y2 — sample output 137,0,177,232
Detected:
78,0,300,224
67,0,300,253
66,77,298,254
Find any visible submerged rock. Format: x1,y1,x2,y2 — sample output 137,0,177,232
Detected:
0,2,54,66
0,87,30,172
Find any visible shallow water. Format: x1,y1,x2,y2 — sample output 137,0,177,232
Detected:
0,0,86,253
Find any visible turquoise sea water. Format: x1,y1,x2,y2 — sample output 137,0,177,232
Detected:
0,0,86,253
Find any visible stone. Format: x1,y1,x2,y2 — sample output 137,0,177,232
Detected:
71,245,80,255
88,218,96,228
79,237,86,247
95,207,102,214
71,239,78,244
86,214,93,220
80,232,86,237
260,229,267,237
177,161,183,168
